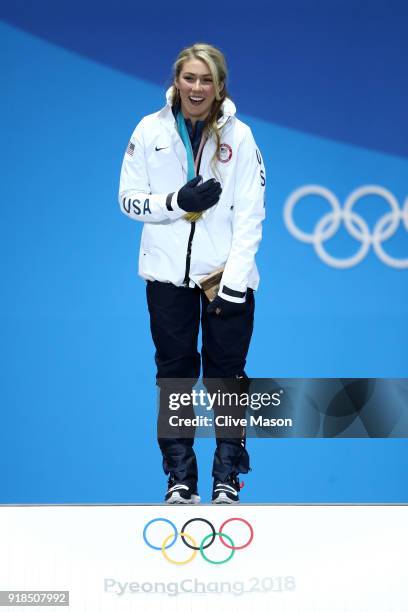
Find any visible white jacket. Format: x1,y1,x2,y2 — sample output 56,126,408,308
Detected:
118,89,266,303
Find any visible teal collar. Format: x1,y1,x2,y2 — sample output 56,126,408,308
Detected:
176,110,195,181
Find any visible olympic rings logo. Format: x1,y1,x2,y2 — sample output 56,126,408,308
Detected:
143,517,254,565
283,185,408,269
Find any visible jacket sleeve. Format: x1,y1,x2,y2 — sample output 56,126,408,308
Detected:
118,118,185,223
218,126,266,303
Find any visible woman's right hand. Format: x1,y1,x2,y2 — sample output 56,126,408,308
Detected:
177,176,222,213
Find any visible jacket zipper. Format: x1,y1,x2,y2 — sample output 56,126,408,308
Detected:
182,130,207,287
183,222,196,286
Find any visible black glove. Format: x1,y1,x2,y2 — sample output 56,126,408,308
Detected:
177,175,222,213
207,295,246,318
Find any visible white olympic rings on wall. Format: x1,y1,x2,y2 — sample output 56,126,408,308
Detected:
283,185,408,269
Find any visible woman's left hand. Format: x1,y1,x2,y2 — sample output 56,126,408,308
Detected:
207,295,246,318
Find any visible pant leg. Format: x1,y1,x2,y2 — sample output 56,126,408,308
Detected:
146,281,201,486
200,289,255,481
146,281,201,379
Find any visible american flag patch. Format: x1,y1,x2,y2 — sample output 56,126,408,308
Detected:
126,141,135,157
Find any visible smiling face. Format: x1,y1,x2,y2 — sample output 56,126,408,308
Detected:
175,58,222,124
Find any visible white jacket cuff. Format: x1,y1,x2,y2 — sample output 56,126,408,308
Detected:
164,191,185,219
218,284,247,304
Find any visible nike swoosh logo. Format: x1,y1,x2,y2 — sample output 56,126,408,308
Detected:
168,484,189,493
155,146,169,151
214,486,238,496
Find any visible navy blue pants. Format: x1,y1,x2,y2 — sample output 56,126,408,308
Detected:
146,281,255,485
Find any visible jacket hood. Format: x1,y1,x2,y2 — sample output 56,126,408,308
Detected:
164,87,236,126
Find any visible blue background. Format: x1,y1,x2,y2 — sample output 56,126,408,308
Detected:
1,0,407,503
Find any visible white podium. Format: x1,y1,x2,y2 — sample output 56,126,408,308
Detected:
0,504,407,611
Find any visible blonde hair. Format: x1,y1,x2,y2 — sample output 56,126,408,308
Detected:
170,43,230,180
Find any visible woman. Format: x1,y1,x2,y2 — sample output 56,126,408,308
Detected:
118,43,266,504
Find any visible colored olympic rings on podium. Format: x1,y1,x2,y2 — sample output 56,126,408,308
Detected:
142,517,254,565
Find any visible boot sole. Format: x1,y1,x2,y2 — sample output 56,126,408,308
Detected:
166,493,201,505
211,492,239,504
